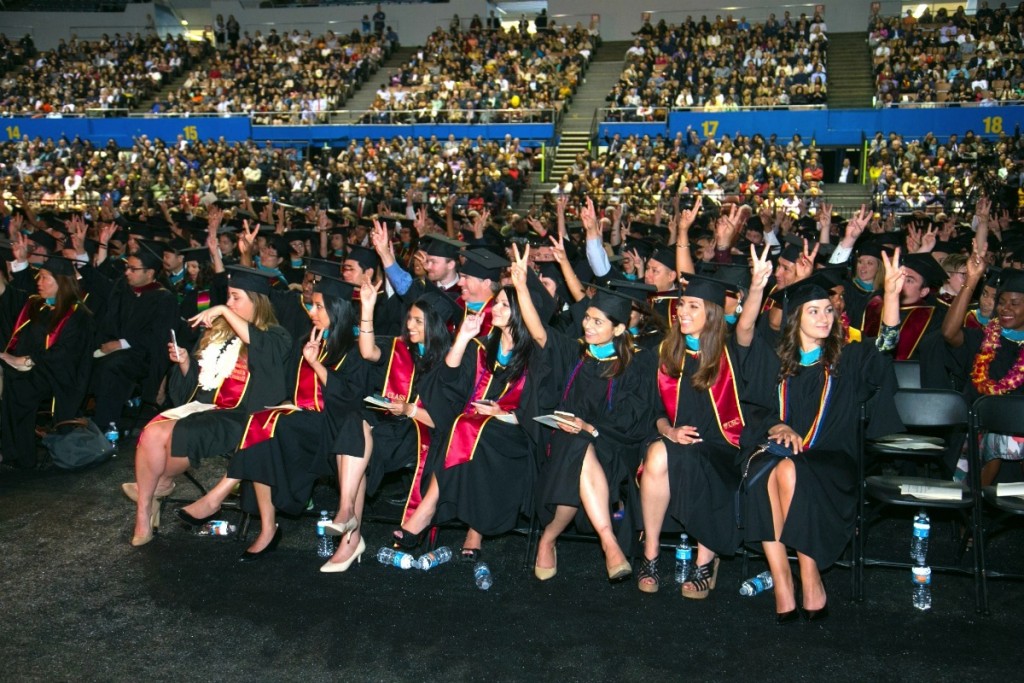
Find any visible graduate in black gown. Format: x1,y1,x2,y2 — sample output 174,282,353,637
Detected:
125,267,291,547
317,276,457,572
392,273,557,561
737,249,905,623
513,238,658,584
637,265,764,598
1,255,94,469
941,248,1024,486
174,275,366,561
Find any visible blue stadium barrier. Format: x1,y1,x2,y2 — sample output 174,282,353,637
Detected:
0,117,557,146
595,106,1024,144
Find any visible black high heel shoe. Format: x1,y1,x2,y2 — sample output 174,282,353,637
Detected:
175,507,221,528
391,527,425,551
801,604,829,622
776,609,800,625
239,526,282,563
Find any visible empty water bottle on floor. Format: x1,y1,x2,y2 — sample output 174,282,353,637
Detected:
418,546,453,570
105,422,119,452
377,546,417,569
675,533,693,584
912,565,932,611
910,511,931,563
316,510,334,558
739,570,774,597
474,561,493,590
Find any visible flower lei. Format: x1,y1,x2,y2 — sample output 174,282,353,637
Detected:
197,338,242,391
971,321,1024,395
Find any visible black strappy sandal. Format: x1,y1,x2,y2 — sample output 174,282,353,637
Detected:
637,557,660,594
681,556,719,600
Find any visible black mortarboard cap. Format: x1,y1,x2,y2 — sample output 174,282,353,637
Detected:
589,286,634,324
460,247,509,280
998,269,1024,296
421,234,466,259
179,246,212,266
26,230,57,253
647,245,677,271
779,242,802,262
284,229,318,246
226,265,276,295
414,289,459,325
608,279,656,305
134,240,164,271
680,273,729,307
623,238,654,261
313,274,355,301
902,253,948,288
345,245,380,272
305,257,341,279
705,264,752,294
40,254,78,278
769,278,832,317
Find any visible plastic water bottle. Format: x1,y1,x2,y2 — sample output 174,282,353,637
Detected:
105,422,120,452
316,511,334,558
912,565,932,611
675,533,693,584
910,512,931,563
739,570,774,597
474,561,493,590
417,546,453,570
376,546,417,569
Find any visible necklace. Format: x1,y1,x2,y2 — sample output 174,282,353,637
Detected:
197,337,243,390
971,321,1024,395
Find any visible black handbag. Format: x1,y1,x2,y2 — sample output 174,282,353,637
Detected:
42,419,116,471
734,441,794,528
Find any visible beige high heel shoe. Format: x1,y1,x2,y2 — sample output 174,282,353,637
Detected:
130,506,161,547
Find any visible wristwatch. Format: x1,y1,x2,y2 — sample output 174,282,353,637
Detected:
590,428,599,438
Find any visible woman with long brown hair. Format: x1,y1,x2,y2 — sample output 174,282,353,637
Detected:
736,249,904,623
637,259,764,598
124,266,291,547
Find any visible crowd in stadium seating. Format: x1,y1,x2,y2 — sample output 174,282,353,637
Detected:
0,34,36,76
0,132,533,214
548,129,828,212
604,11,828,121
154,29,392,123
359,23,594,124
870,1,1024,106
0,33,212,117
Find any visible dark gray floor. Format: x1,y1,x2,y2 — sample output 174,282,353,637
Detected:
1,452,1022,682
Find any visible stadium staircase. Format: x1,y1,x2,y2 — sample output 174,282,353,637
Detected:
514,41,630,211
827,32,875,108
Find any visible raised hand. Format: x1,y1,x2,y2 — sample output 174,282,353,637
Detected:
580,196,600,238
749,243,772,290
794,238,819,281
302,327,324,365
509,242,530,289
678,194,703,239
549,234,567,263
359,271,378,310
238,220,259,256
881,247,905,296
457,312,483,340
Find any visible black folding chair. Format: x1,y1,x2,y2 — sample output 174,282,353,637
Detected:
856,389,986,613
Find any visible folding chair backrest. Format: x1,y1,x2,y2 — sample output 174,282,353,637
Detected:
892,360,922,389
973,395,1024,436
893,388,969,430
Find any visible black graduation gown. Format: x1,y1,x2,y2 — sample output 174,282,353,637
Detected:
429,338,555,535
652,338,752,555
229,339,369,516
1,299,95,467
742,340,903,568
844,279,875,330
90,279,179,425
535,331,658,531
165,323,292,465
319,337,455,496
